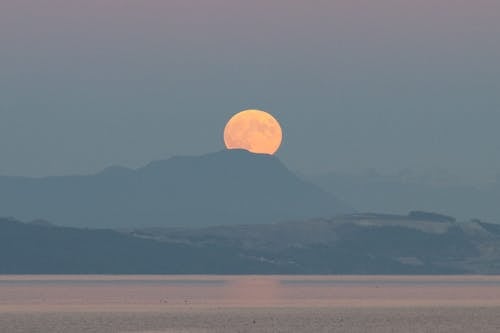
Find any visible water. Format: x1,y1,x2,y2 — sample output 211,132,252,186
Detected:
1,276,500,332
1,275,500,309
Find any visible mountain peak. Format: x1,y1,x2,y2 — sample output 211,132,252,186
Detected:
143,149,279,169
0,150,352,228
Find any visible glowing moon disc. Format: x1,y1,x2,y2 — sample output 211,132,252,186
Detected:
224,109,283,155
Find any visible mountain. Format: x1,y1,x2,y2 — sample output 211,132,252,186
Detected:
2,213,499,274
0,150,351,228
312,171,500,222
134,212,500,274
0,217,275,274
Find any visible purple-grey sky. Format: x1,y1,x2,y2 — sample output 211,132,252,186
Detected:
0,0,499,182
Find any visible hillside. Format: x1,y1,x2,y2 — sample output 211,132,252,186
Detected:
0,217,274,274
0,150,351,228
313,171,500,222
2,213,499,274
134,212,500,274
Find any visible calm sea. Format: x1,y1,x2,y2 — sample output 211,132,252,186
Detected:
1,275,500,310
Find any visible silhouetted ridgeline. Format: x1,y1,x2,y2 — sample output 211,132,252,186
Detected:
408,211,456,223
0,150,351,228
0,217,274,274
1,215,499,274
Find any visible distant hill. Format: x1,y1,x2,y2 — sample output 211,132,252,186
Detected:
312,171,500,222
136,213,500,274
0,150,351,228
2,214,499,274
0,217,274,274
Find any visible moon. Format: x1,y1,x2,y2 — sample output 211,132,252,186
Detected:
224,109,283,155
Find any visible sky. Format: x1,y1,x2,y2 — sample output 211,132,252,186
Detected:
0,0,499,182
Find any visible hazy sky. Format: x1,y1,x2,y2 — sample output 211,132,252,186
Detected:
1,0,499,181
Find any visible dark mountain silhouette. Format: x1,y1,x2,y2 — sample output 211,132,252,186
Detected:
2,214,499,274
136,212,500,274
0,150,351,228
0,217,275,274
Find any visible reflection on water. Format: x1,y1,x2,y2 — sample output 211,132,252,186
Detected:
1,275,500,310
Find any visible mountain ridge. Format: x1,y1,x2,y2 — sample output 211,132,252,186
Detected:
2,214,499,274
0,150,351,228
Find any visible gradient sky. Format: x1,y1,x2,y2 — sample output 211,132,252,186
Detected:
0,0,499,182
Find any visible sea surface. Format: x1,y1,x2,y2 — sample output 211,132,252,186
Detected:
1,275,500,332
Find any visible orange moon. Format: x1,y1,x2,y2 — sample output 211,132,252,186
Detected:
224,109,283,155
